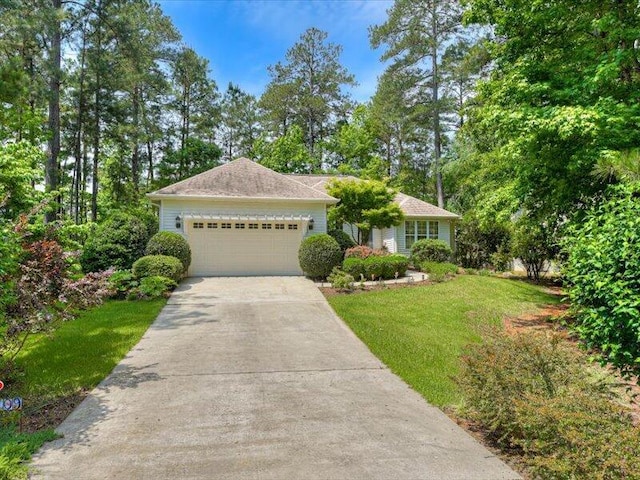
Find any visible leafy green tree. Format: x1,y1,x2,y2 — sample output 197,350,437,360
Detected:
253,125,312,174
463,0,640,221
0,141,44,219
261,28,356,165
157,137,222,186
564,182,640,378
327,179,404,245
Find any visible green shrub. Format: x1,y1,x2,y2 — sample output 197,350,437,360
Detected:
132,255,183,282
511,218,556,282
145,231,191,272
489,250,512,272
564,182,640,378
327,267,354,291
410,239,452,264
108,270,138,299
80,212,155,272
128,275,177,300
298,234,342,279
328,229,356,256
421,261,457,283
343,254,408,281
457,330,640,479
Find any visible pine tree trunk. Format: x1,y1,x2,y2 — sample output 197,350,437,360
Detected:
431,3,445,209
45,0,62,223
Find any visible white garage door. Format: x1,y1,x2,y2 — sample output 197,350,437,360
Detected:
187,219,305,276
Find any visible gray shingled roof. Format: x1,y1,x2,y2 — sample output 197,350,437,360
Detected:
148,158,337,202
288,174,459,218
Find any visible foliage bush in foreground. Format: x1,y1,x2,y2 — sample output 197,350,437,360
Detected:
128,276,177,300
420,261,457,282
80,212,156,272
327,267,354,291
132,255,183,282
298,234,342,279
145,231,191,272
564,182,640,378
410,239,452,265
458,329,640,479
342,254,408,280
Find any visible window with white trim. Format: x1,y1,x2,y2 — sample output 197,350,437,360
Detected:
248,223,259,229
275,223,285,230
207,222,217,229
261,223,272,229
193,222,204,229
221,223,232,229
405,220,439,248
235,223,245,229
287,224,298,230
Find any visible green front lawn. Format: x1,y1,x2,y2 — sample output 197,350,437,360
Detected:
328,275,560,406
0,299,166,480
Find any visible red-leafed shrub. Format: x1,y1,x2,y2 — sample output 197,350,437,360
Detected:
344,245,388,259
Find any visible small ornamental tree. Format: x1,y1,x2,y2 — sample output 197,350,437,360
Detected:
564,183,640,378
327,179,404,245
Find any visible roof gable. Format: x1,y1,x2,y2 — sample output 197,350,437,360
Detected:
149,158,337,202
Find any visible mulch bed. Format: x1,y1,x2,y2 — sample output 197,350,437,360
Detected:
20,390,89,433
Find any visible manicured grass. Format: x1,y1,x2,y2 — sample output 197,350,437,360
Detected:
328,275,560,406
0,299,165,480
12,299,166,400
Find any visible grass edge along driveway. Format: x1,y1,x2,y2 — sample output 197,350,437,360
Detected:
328,275,560,406
0,299,166,480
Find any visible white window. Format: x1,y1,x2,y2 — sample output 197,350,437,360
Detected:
288,224,298,230
221,223,232,229
261,223,272,230
193,222,204,229
235,223,245,229
275,223,285,230
207,222,217,229
405,220,439,248
248,223,259,229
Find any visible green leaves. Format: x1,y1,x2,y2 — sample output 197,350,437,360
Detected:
327,179,404,245
564,182,640,378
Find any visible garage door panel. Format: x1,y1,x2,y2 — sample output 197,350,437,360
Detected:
187,220,304,276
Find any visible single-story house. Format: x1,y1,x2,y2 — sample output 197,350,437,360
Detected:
148,157,459,276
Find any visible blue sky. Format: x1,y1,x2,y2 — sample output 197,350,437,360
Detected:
158,0,393,103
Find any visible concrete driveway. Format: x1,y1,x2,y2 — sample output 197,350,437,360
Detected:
31,277,519,479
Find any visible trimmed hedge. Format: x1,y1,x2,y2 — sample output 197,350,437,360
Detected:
132,255,183,282
410,239,452,265
145,231,191,272
298,234,342,279
343,254,408,281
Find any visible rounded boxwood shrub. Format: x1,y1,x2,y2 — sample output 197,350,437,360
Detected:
145,231,191,272
132,255,183,282
328,229,356,256
298,234,342,279
410,239,452,265
80,212,155,273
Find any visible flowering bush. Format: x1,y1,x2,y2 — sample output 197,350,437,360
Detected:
344,245,387,259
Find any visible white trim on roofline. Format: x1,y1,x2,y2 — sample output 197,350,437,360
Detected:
146,193,339,204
